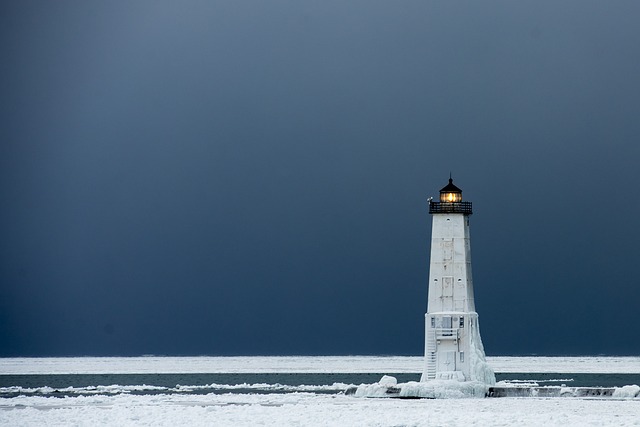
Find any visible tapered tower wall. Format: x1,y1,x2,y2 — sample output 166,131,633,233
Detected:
426,214,475,313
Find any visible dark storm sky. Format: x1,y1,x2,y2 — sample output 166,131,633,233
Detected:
2,1,639,357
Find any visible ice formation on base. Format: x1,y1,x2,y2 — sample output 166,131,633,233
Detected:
351,329,494,398
612,385,640,398
354,376,489,399
466,316,495,385
352,375,640,399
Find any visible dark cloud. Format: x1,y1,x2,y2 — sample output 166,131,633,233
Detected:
1,1,639,356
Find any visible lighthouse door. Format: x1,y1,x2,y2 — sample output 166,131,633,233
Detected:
437,351,457,373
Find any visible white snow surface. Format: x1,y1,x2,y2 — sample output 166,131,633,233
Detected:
2,355,640,374
2,357,640,426
2,392,640,427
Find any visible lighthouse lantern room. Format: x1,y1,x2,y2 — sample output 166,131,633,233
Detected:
439,178,462,203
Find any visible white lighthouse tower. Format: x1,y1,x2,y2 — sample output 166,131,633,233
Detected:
421,178,495,384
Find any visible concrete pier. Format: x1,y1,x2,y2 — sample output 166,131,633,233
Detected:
346,384,637,399
487,386,616,398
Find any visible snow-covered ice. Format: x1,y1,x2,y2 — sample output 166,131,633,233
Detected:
2,356,639,426
488,356,640,374
2,391,640,427
2,355,639,374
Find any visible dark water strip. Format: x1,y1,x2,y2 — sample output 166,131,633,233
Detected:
1,373,638,399
495,373,640,388
0,373,419,389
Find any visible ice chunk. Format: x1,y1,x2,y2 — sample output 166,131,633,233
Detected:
377,375,397,386
612,384,640,398
354,379,489,399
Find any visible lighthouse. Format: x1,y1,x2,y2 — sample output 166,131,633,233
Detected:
421,178,495,384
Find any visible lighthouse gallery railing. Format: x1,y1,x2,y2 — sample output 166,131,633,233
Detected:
429,201,473,215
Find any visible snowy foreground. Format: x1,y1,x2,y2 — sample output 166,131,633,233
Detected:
2,356,640,426
2,391,640,427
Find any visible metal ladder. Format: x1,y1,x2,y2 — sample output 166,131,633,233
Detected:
425,330,437,380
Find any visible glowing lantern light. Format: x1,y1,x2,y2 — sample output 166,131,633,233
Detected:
439,178,462,203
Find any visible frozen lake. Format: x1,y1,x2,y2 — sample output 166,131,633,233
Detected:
2,355,640,374
2,391,640,427
1,356,639,426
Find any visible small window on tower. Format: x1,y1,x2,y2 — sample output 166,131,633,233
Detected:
442,316,452,333
431,317,435,328
459,317,464,328
460,352,464,362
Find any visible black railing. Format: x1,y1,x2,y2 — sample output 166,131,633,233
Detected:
429,201,473,215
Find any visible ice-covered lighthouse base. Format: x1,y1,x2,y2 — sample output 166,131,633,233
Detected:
349,375,490,399
421,312,496,385
349,335,495,399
